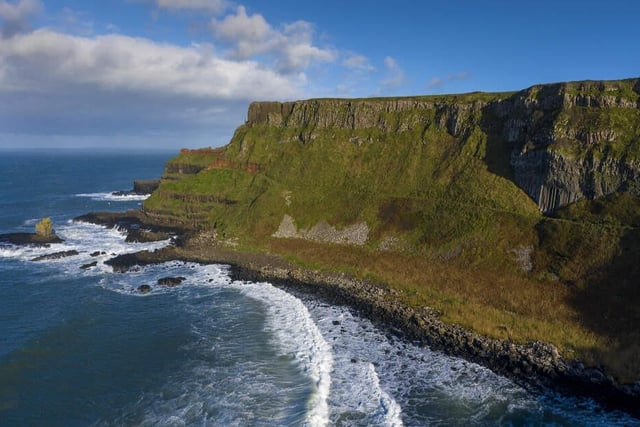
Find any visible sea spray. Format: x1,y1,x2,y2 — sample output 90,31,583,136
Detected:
76,192,150,202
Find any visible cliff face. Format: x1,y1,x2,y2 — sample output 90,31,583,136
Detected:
499,80,640,212
144,78,640,257
246,79,640,213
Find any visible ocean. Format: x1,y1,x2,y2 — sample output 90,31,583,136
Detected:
0,150,637,426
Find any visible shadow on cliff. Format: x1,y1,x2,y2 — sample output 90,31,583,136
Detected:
484,133,514,180
479,104,515,181
568,227,640,379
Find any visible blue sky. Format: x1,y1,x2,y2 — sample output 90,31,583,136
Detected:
0,0,638,150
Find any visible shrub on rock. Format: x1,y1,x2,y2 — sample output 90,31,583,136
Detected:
35,217,54,237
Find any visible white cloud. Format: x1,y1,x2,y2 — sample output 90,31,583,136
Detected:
0,0,42,37
380,55,405,88
427,71,471,89
0,28,303,142
155,0,228,13
213,5,271,47
343,54,375,72
211,5,336,74
0,1,369,148
0,29,298,99
427,76,443,88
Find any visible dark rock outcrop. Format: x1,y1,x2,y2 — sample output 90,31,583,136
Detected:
31,250,79,261
74,211,180,242
0,232,64,246
133,180,160,194
112,179,160,197
104,248,179,273
80,261,98,269
137,284,152,294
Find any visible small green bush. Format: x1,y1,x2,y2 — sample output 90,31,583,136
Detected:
35,217,54,237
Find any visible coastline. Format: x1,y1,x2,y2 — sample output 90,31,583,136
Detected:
78,210,640,418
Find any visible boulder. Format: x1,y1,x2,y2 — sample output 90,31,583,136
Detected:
157,276,186,287
137,284,152,294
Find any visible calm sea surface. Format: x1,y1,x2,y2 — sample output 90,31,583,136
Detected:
0,150,637,426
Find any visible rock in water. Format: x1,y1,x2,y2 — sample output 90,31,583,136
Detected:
137,284,152,293
0,232,64,246
80,261,98,270
32,250,79,261
157,276,186,287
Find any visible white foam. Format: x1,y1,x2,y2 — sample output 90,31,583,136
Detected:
0,220,169,276
227,280,333,427
94,262,326,426
76,192,150,202
305,302,406,425
302,299,535,426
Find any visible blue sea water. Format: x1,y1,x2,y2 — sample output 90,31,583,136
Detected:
0,150,638,426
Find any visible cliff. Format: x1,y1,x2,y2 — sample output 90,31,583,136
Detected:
246,79,640,213
142,77,640,382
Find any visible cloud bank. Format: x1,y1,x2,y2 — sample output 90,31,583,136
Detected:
0,0,405,148
0,0,40,37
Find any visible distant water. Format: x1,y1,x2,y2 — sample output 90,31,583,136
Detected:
0,150,637,426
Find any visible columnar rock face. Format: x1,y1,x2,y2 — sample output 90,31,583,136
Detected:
246,78,640,213
494,80,640,212
247,97,487,137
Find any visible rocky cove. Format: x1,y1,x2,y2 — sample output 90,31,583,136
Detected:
74,210,640,417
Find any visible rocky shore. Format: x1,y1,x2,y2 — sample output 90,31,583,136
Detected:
77,211,640,418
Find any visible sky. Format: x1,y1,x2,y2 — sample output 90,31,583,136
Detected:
0,0,638,150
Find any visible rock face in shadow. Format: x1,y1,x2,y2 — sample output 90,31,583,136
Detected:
497,81,640,213
133,180,160,194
